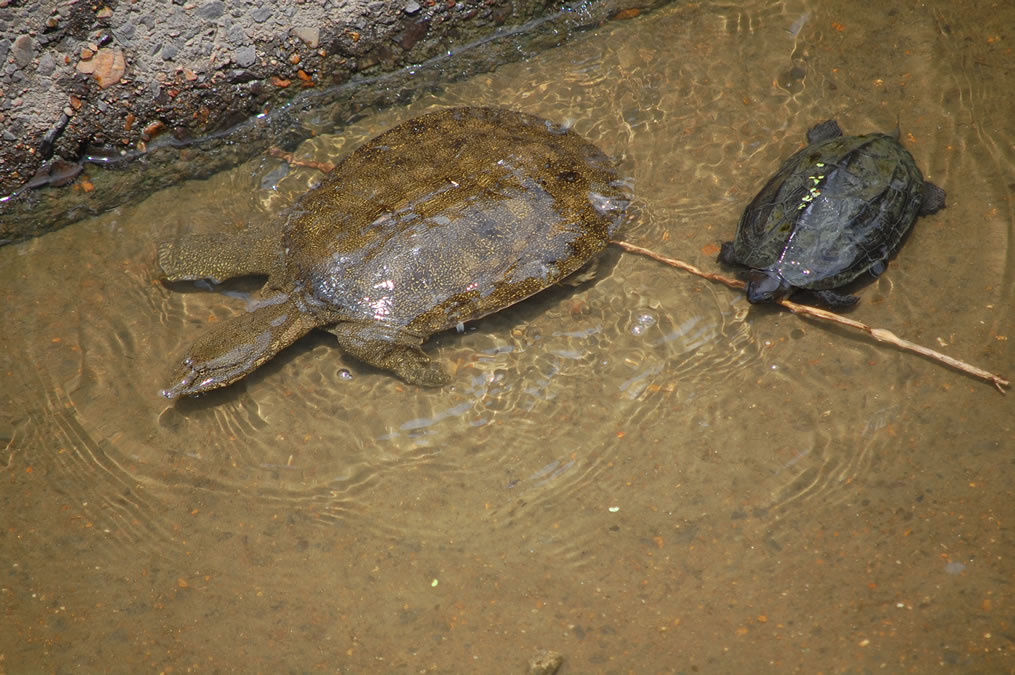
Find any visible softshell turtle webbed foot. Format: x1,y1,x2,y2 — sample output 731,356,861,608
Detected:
327,323,451,387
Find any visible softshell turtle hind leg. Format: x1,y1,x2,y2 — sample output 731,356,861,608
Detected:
158,229,278,282
162,296,317,399
326,322,451,387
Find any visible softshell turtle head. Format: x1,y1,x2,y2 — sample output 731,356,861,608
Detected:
161,295,314,399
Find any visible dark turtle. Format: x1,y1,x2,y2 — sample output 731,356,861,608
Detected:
157,107,629,399
718,119,946,307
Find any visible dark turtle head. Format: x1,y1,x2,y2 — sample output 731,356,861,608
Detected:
746,270,793,304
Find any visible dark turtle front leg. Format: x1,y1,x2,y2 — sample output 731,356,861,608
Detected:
158,230,278,282
920,181,946,215
327,322,451,386
717,241,739,266
809,289,860,308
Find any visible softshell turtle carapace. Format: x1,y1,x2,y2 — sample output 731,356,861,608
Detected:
157,106,629,398
718,119,946,307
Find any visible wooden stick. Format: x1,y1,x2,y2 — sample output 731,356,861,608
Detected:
611,239,1009,394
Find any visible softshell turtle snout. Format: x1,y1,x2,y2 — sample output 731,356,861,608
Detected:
161,356,214,399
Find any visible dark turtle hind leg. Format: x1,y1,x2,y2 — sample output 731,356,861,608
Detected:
920,181,946,215
806,120,843,144
158,230,278,283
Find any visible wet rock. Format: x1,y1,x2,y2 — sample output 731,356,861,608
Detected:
11,34,33,67
400,20,429,51
26,159,83,189
527,650,564,675
39,112,70,158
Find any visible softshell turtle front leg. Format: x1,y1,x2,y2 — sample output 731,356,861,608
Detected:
158,229,278,282
162,295,317,399
326,322,451,386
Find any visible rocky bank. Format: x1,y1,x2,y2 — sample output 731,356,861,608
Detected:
0,0,665,244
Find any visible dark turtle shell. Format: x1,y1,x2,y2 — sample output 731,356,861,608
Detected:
719,120,946,307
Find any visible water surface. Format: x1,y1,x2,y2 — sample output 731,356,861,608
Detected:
2,0,1012,671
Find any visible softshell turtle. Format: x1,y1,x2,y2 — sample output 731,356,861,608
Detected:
158,107,629,399
718,119,946,307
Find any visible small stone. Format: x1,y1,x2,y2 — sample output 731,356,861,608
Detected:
227,25,247,45
404,1,421,15
197,1,224,20
234,45,256,67
293,26,319,48
527,650,564,675
84,47,126,88
161,42,179,61
11,34,34,68
113,20,136,42
37,52,56,76
250,7,272,23
96,6,113,19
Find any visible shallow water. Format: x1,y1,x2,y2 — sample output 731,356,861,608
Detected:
2,0,1012,671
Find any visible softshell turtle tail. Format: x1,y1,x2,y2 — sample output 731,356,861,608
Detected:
162,295,315,399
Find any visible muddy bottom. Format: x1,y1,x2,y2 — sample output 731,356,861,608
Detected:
2,0,1012,671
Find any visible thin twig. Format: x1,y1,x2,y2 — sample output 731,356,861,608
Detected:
611,239,1009,394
